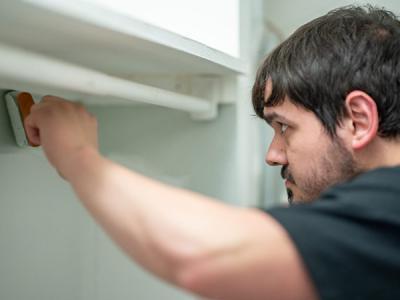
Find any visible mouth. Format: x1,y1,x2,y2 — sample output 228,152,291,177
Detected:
282,166,295,184
281,166,296,205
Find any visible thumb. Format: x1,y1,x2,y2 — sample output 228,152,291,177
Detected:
24,114,41,147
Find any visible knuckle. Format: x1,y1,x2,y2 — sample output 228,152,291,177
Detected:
30,103,40,112
59,101,74,111
78,104,87,113
73,102,86,112
42,95,57,102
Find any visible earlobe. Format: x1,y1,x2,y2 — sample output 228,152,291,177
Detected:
345,91,379,150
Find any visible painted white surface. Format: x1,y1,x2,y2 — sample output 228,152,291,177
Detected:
0,97,242,299
83,0,240,57
0,0,283,299
0,43,213,113
0,0,245,76
0,0,249,295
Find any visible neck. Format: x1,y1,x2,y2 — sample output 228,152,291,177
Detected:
359,137,400,171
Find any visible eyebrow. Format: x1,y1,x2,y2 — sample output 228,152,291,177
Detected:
263,112,293,126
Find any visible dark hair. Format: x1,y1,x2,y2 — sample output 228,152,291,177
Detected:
252,5,400,138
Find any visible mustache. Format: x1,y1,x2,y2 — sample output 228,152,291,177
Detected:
281,166,295,184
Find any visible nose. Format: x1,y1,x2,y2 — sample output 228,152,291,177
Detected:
265,137,288,166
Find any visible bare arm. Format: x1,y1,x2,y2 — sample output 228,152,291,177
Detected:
25,97,317,300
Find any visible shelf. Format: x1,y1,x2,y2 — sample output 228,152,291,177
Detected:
0,43,214,117
0,0,248,77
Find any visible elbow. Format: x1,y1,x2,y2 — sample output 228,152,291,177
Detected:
174,255,211,297
145,232,207,293
169,240,232,299
157,238,212,296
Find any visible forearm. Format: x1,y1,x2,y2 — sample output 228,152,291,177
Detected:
64,147,246,284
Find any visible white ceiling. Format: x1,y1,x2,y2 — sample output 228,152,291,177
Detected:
264,0,400,38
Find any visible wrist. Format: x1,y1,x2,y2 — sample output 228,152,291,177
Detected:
62,146,102,183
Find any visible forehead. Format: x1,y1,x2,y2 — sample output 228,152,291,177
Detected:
263,78,294,115
264,78,273,101
263,79,319,125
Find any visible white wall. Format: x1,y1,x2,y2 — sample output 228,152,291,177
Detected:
264,0,400,38
0,0,270,298
83,0,240,57
0,88,247,299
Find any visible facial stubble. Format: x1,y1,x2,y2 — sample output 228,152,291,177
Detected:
285,138,360,204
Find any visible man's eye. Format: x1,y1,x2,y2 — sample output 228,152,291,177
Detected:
279,123,288,134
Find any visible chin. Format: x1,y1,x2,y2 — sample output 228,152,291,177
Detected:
287,188,315,205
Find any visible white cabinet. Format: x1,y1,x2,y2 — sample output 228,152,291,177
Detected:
0,0,247,119
0,1,266,299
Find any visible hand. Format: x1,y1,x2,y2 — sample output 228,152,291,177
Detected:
25,95,99,179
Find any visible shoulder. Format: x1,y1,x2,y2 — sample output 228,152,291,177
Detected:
264,166,400,300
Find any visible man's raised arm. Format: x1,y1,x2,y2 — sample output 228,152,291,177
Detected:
24,96,317,300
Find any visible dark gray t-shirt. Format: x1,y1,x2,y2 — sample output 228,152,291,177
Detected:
267,166,400,300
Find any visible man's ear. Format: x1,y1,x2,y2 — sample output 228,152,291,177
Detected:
344,91,379,150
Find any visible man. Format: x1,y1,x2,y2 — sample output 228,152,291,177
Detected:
25,5,400,300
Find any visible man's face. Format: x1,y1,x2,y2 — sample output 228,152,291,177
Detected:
263,81,359,204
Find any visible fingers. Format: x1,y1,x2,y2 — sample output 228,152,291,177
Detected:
25,95,79,147
24,114,41,146
21,94,99,178
38,95,91,115
31,95,88,115
25,100,45,147
41,95,65,103
24,101,46,146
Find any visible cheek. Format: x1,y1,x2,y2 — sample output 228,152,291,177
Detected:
287,152,308,179
286,129,327,159
286,138,312,164
286,139,323,178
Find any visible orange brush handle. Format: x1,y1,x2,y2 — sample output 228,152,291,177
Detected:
16,92,38,147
